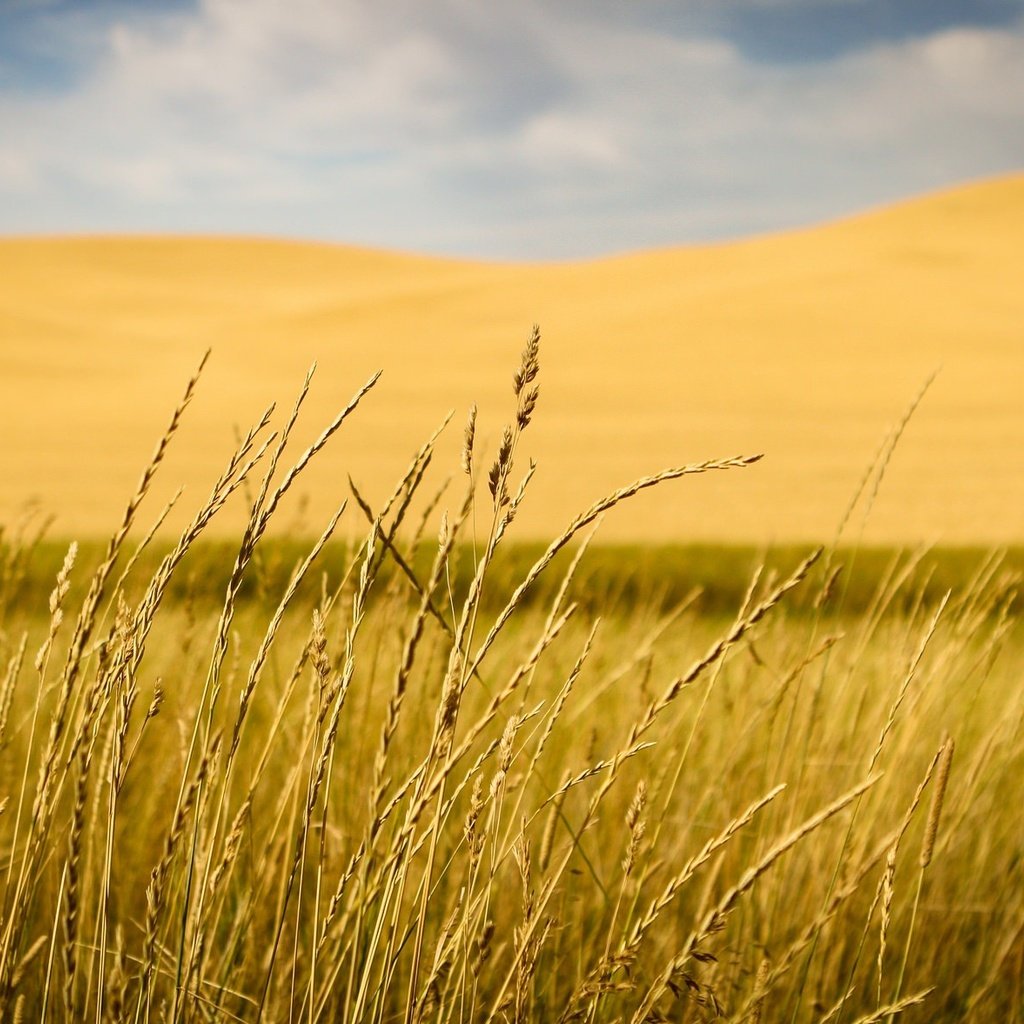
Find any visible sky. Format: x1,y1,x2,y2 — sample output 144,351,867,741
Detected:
1,0,1023,259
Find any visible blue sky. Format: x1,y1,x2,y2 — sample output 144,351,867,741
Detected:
1,0,1022,258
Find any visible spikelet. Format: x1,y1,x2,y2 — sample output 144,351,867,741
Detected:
145,683,164,721
490,713,519,801
309,607,332,707
751,956,771,1024
538,780,568,874
920,736,954,868
514,326,541,429
432,650,464,755
465,776,485,871
623,779,648,878
878,843,898,1002
487,425,514,506
473,921,495,978
498,713,518,773
0,635,27,751
50,542,77,615
517,386,539,430
33,541,77,673
106,926,128,1024
62,758,87,1019
815,564,844,610
461,404,477,475
10,935,46,990
512,325,540,398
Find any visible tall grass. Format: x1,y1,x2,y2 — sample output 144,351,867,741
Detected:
0,330,1020,1023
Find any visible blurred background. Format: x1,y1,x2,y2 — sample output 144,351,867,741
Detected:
1,0,1022,544
3,0,1024,257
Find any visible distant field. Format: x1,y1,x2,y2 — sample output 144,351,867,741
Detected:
2,174,1023,544
7,537,1023,620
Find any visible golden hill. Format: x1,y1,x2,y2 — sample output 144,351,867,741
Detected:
1,174,1023,544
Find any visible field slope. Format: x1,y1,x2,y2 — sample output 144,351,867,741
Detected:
1,174,1022,543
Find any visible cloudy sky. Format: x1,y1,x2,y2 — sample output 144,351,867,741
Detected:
1,0,1023,258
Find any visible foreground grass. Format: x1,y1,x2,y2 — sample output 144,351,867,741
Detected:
0,337,1021,1023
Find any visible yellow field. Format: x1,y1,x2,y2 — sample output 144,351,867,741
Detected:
1,173,1022,543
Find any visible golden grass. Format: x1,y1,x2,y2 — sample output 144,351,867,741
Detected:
0,338,1021,1022
1,174,1023,543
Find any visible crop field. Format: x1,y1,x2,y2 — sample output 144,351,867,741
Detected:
2,175,1023,545
0,334,1021,1024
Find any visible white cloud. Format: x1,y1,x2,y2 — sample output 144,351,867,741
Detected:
0,0,1022,255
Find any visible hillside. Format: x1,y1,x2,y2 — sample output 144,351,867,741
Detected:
1,174,1022,544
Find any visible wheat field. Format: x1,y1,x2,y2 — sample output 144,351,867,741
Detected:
1,174,1023,544
0,332,1020,1023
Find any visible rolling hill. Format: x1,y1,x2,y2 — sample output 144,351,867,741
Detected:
1,174,1022,544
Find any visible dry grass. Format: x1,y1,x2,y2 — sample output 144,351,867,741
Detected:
0,332,1021,1023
